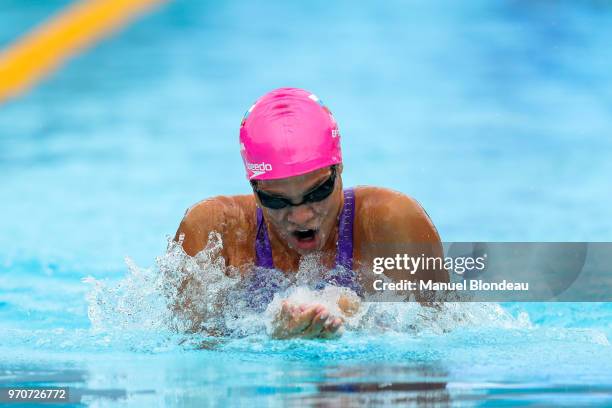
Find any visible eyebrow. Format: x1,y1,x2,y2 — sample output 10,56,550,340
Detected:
304,171,332,192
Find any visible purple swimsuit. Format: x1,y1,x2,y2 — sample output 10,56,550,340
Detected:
249,188,363,302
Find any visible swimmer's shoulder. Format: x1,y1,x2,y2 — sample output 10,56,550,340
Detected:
175,194,257,256
353,186,440,243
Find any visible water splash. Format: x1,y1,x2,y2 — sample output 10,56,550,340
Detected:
85,233,552,348
84,233,270,347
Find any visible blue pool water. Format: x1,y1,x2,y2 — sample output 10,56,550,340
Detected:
1,0,611,405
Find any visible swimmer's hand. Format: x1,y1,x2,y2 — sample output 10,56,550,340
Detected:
270,301,344,340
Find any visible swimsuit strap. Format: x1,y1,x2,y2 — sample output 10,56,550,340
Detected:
254,188,355,270
335,188,355,271
255,206,274,268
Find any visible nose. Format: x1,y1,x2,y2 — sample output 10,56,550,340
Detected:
286,204,315,226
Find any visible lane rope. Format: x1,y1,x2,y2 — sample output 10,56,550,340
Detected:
0,0,165,104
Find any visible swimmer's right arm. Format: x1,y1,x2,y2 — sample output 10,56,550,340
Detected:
169,199,229,333
174,199,226,256
174,195,250,256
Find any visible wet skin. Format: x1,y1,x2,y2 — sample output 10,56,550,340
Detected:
174,165,448,339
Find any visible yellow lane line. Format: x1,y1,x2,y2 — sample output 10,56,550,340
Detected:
0,0,165,105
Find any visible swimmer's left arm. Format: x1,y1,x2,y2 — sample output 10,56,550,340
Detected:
363,190,449,289
389,193,447,283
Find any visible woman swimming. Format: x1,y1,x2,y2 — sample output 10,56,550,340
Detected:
174,88,448,339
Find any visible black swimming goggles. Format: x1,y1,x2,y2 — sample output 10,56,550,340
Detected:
251,165,337,210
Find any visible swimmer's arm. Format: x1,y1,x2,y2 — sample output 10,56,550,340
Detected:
367,191,449,291
170,199,229,333
174,198,227,257
389,194,447,282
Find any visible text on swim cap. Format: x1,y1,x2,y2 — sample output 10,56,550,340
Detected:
246,162,273,174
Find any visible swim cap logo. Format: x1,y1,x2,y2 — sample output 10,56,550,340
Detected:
246,162,273,178
331,129,340,138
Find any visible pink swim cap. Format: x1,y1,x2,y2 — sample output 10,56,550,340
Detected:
239,87,342,180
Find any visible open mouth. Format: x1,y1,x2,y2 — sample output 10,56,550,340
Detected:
292,229,317,242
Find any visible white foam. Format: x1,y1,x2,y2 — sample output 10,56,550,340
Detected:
84,237,535,347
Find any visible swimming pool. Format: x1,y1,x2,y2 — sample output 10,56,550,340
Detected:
1,0,611,405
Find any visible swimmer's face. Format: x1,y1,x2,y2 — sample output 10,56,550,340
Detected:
253,165,343,255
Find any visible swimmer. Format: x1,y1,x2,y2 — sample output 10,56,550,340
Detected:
174,88,448,339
